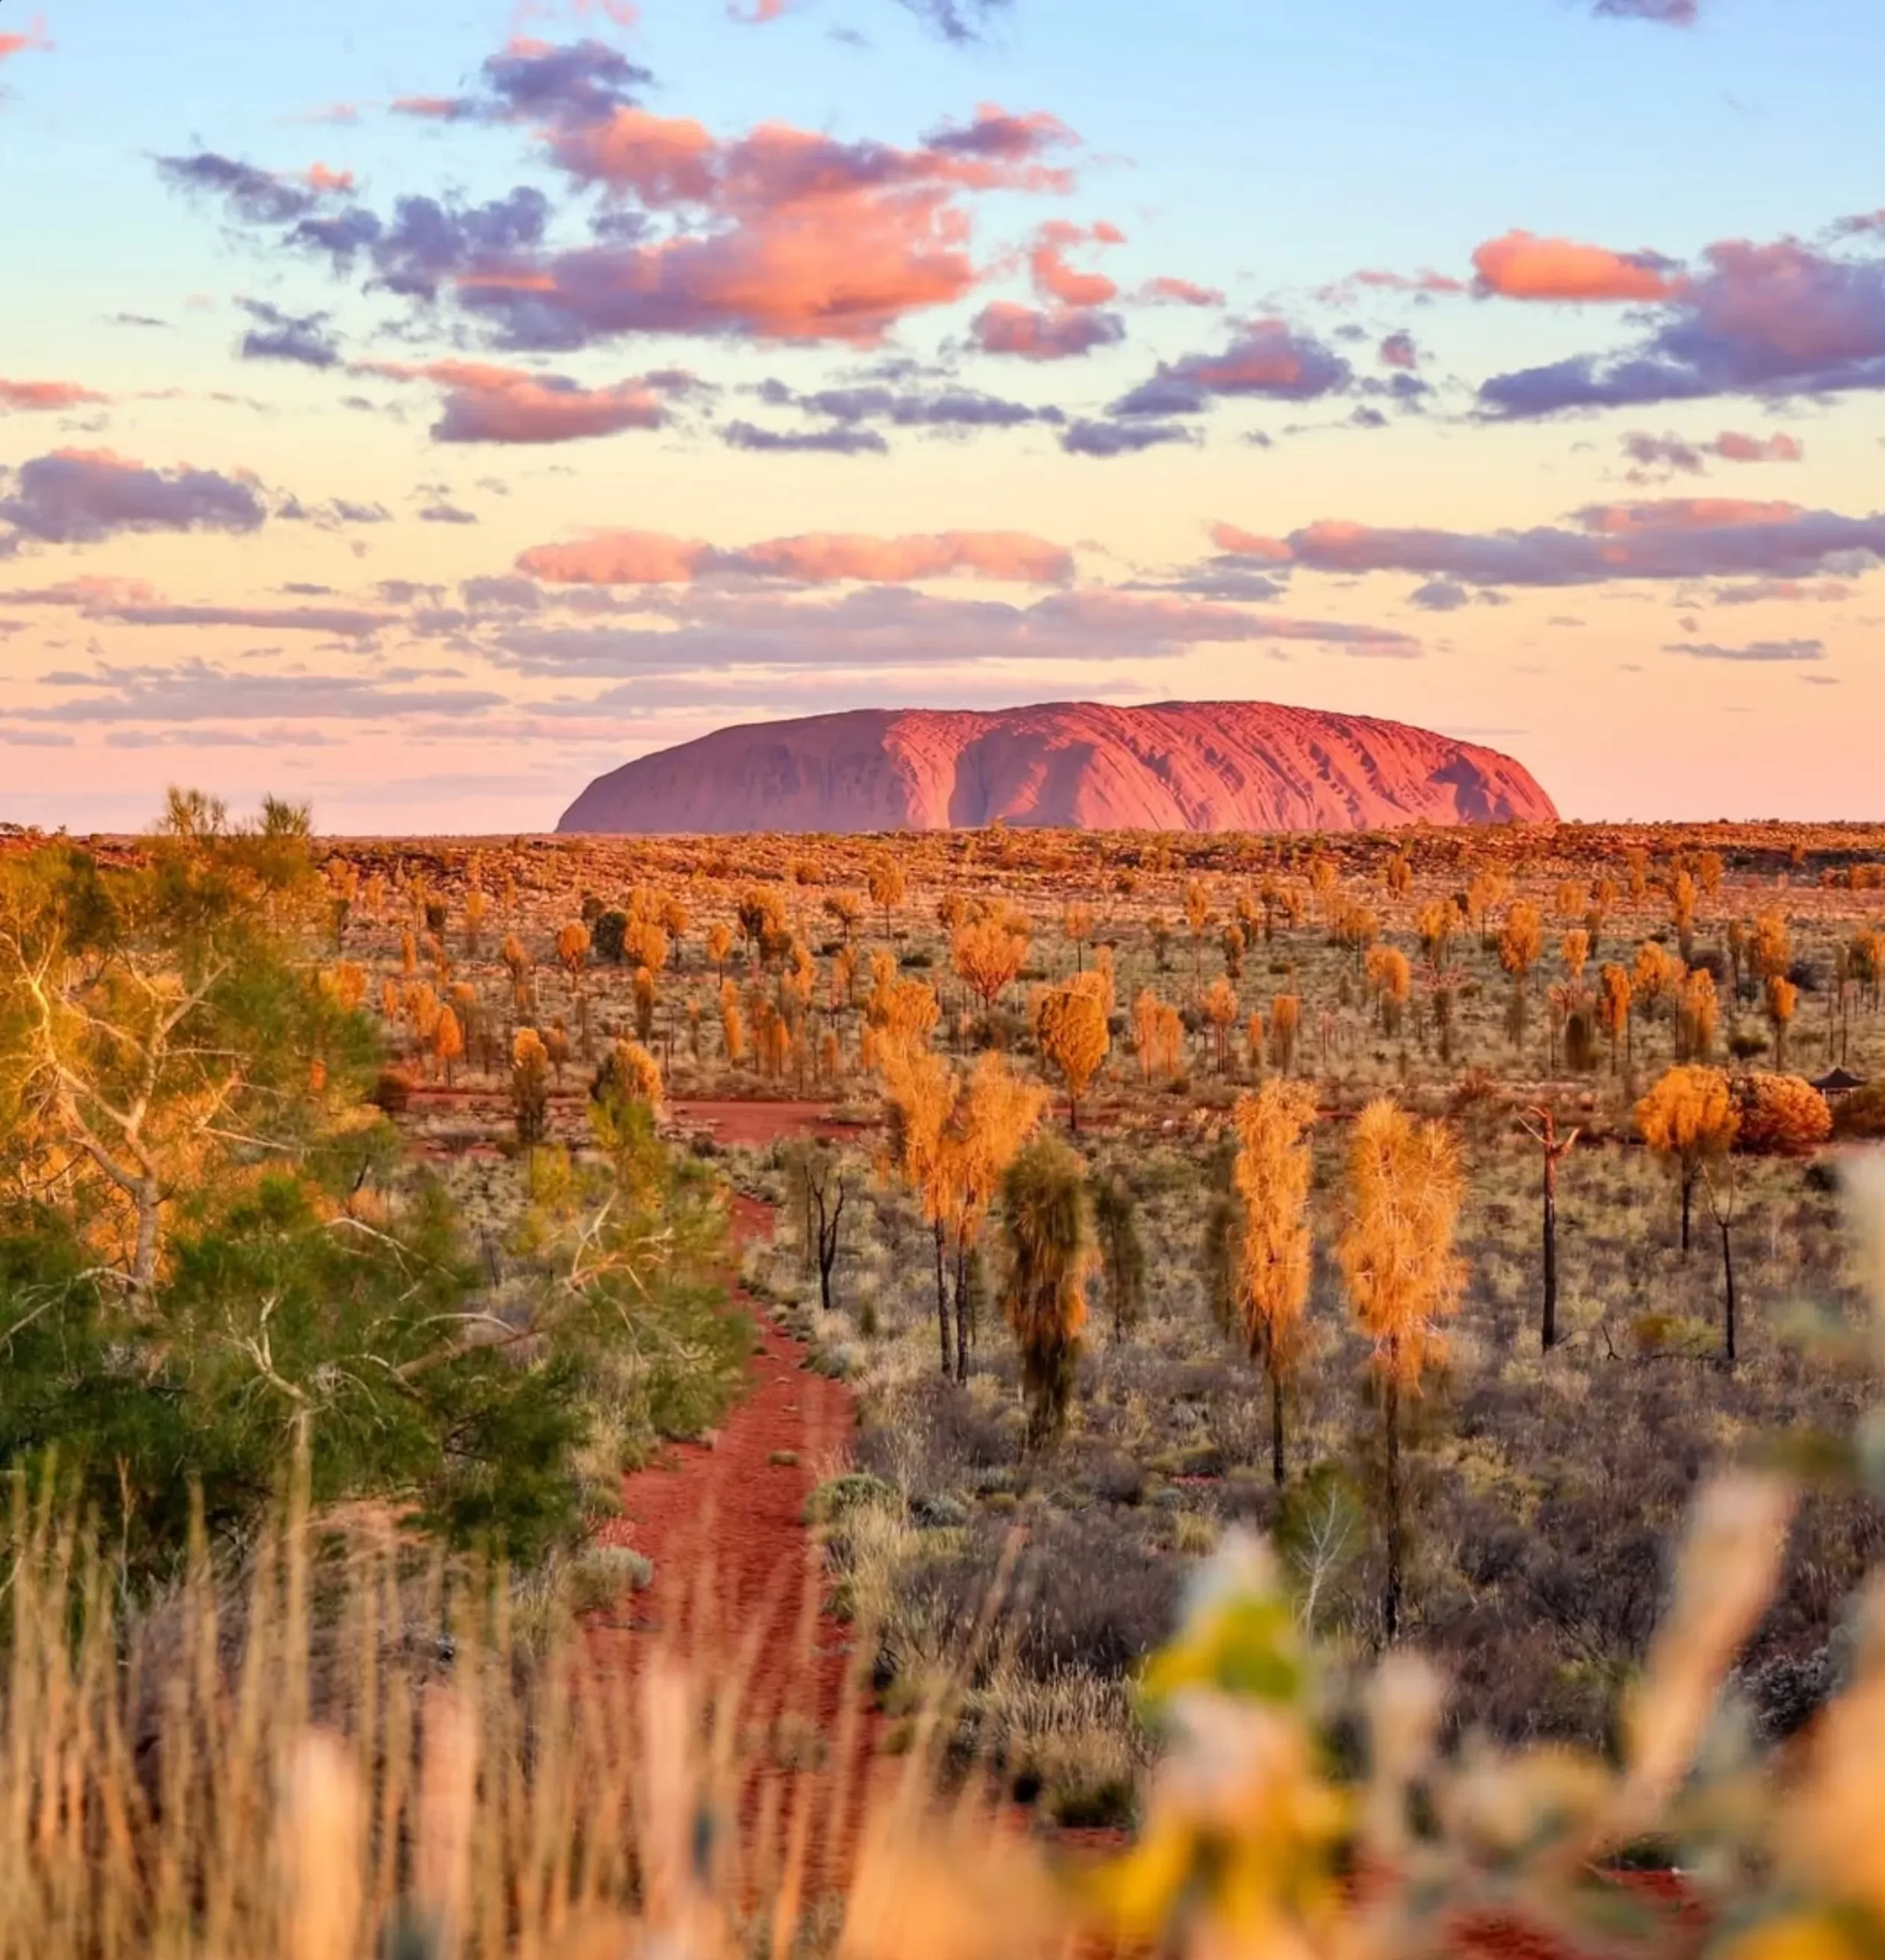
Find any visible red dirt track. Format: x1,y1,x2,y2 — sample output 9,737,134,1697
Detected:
590,1099,886,1893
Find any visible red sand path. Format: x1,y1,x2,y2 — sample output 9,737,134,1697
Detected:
589,1099,886,1896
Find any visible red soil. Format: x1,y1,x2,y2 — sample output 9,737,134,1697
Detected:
589,1102,887,1894
669,1099,866,1147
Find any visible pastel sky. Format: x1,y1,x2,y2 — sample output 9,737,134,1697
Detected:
4,0,1884,832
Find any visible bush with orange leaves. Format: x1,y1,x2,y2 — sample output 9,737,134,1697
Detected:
1637,1063,1739,1255
1733,1072,1832,1155
1034,981,1110,1131
952,911,1030,1014
596,1035,664,1116
1132,987,1184,1083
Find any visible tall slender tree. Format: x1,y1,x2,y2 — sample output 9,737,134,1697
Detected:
1336,1098,1465,1643
1230,1079,1318,1485
1092,1171,1146,1339
998,1135,1096,1448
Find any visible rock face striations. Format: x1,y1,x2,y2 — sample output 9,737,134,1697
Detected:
557,701,1558,835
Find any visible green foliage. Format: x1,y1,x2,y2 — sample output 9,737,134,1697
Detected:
0,803,747,1587
518,1105,748,1472
805,1471,897,1526
0,1159,590,1575
593,908,629,965
999,1134,1095,1449
1093,1169,1148,1337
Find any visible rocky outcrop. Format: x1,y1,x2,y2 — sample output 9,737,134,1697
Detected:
557,700,1557,834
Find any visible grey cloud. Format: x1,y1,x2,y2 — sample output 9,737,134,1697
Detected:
238,299,341,368
89,603,392,638
0,451,266,550
485,583,1416,678
1059,419,1194,457
720,420,889,455
1409,577,1472,611
1282,501,1885,586
21,658,506,723
1664,638,1826,662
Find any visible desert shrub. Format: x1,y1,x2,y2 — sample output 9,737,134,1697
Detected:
1833,1081,1885,1140
370,1066,414,1112
806,1471,897,1525
564,1544,654,1612
1072,1447,1148,1506
1014,1512,1181,1675
1733,1073,1833,1155
593,907,629,964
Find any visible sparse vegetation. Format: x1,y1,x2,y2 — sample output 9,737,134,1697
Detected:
7,805,1885,1943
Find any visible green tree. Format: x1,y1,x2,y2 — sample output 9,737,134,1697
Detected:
0,803,368,1300
1092,1170,1146,1339
999,1135,1096,1448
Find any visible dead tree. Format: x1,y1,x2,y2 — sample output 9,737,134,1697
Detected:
805,1147,848,1318
1702,1162,1741,1367
1517,1105,1580,1352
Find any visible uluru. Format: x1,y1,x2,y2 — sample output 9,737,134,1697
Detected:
557,701,1557,835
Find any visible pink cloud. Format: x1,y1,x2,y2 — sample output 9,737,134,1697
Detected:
1713,578,1849,604
1715,429,1803,462
517,528,1075,585
1207,522,1295,562
1472,228,1678,302
1317,266,1466,305
969,299,1124,360
736,531,1073,584
0,15,51,63
453,102,1079,346
1138,276,1223,308
358,358,675,442
1579,497,1802,534
1027,219,1120,307
303,162,356,194
542,105,716,202
0,378,107,412
518,531,709,582
0,573,161,606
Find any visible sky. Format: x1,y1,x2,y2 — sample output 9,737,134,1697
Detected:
2,0,1883,833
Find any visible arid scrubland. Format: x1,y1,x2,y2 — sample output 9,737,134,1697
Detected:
279,817,1885,1810
8,806,1885,1951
